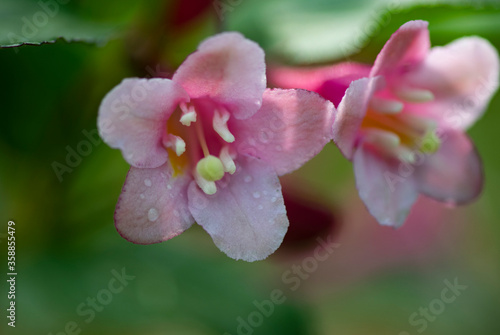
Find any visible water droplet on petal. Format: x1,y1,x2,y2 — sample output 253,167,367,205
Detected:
144,179,152,187
167,184,172,190
253,192,261,199
148,208,159,222
271,196,277,203
139,194,145,199
258,205,263,210
244,175,252,183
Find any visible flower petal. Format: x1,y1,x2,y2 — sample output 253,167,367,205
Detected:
172,32,266,120
353,141,419,228
98,78,189,168
234,88,335,176
333,76,384,160
187,156,288,262
115,162,194,244
403,37,499,130
268,62,372,106
416,128,483,205
370,20,430,78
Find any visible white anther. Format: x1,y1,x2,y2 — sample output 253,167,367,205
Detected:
398,113,437,133
394,146,416,164
219,146,236,174
364,129,400,149
395,87,435,103
163,134,186,156
180,111,197,126
194,170,217,195
369,97,404,114
364,129,416,163
213,109,235,143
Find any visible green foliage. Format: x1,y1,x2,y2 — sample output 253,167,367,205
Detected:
1,0,500,334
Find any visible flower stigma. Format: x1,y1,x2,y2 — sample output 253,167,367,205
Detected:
165,101,238,195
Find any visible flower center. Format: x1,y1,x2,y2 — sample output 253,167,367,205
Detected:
163,101,237,195
360,87,440,163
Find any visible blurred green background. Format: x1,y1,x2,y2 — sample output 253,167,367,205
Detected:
1,0,500,334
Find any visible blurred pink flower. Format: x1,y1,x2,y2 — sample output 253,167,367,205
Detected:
272,20,499,227
98,32,335,261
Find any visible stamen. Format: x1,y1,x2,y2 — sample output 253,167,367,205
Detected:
394,146,416,164
370,97,404,114
179,102,197,126
163,134,186,156
364,129,415,163
194,169,217,195
397,113,437,133
363,111,420,142
395,87,435,103
219,146,236,174
180,111,197,126
213,109,235,143
196,155,225,181
364,129,400,150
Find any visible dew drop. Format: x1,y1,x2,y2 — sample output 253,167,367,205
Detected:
144,179,152,187
253,192,261,199
258,205,263,210
259,130,271,143
271,196,277,203
167,184,173,190
148,208,159,222
244,175,252,183
139,194,145,199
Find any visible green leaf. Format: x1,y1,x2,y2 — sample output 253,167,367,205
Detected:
226,0,500,63
0,0,119,48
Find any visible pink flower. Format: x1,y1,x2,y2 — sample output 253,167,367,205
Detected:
273,20,499,227
98,32,335,261
336,20,499,227
269,62,372,107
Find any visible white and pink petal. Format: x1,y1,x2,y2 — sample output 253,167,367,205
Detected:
416,128,483,205
333,76,385,160
402,36,499,130
98,78,189,168
370,20,430,79
353,141,419,228
187,156,288,262
172,32,266,120
115,162,194,244
234,88,335,176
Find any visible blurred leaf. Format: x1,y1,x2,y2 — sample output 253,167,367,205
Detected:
0,0,119,48
227,0,500,63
